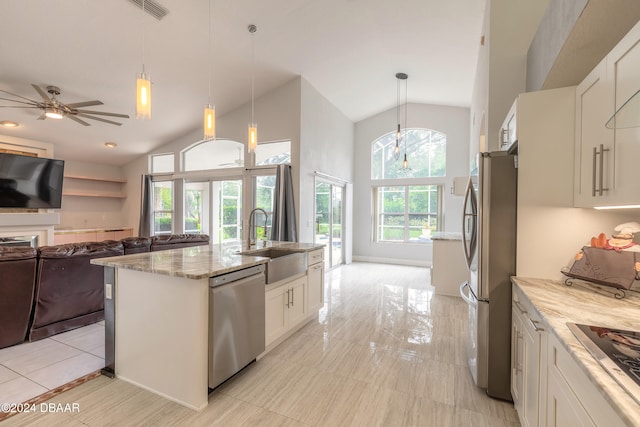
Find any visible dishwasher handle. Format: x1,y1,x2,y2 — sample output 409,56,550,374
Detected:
210,264,265,287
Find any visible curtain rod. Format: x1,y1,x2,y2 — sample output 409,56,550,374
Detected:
314,171,351,184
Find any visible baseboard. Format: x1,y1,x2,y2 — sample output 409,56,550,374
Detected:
351,256,431,268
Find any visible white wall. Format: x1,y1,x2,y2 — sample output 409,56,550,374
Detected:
299,78,355,248
353,103,469,266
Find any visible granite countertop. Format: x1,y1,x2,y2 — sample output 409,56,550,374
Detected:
512,277,640,425
91,241,324,280
431,231,462,241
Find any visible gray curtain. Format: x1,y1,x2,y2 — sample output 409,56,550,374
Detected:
138,174,152,237
270,164,298,242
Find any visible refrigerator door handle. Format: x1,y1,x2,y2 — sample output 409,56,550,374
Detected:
461,179,477,269
460,281,488,306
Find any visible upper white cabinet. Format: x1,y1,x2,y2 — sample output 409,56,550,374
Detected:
575,21,640,207
500,100,518,151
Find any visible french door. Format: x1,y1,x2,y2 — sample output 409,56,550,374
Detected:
315,179,344,269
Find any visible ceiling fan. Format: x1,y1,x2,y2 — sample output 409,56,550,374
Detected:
0,84,129,126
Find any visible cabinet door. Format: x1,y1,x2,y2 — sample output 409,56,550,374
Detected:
607,22,640,206
511,307,524,416
114,229,133,240
522,314,541,427
574,60,614,207
546,372,596,427
307,262,324,312
96,231,115,241
287,276,307,327
265,287,288,346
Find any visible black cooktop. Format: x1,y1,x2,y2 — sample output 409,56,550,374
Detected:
567,322,640,405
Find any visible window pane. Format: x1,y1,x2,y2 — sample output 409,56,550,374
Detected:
151,154,174,173
185,182,208,234
371,129,446,179
217,180,242,244
379,186,405,214
154,212,172,234
153,181,173,235
254,175,275,238
183,139,244,171
256,141,291,165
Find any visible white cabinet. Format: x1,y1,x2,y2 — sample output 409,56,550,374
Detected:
265,275,307,346
574,20,640,207
546,333,625,427
574,61,614,207
500,99,518,151
511,285,545,427
432,237,468,296
307,249,324,312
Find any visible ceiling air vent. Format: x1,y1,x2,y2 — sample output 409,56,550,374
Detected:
127,0,168,20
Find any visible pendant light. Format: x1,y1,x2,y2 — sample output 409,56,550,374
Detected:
248,24,258,153
136,0,151,119
394,73,407,160
401,74,410,170
203,0,215,140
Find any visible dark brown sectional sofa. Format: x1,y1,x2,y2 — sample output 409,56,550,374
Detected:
0,233,209,349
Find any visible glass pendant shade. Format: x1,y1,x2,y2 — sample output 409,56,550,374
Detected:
248,123,258,153
136,72,151,119
402,153,409,169
204,105,216,140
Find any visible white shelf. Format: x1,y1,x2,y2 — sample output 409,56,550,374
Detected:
62,190,126,199
63,174,127,184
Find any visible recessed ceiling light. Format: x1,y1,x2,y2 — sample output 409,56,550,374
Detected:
104,142,117,149
0,120,19,128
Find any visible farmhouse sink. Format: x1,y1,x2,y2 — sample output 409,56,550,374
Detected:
239,248,307,284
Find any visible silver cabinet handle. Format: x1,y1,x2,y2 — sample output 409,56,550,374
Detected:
286,289,290,308
515,332,523,373
598,143,609,196
514,300,527,315
592,146,597,197
290,288,294,307
528,318,545,332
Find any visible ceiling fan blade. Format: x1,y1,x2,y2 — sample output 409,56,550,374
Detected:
0,89,40,104
31,84,52,102
0,97,39,106
75,109,129,119
66,115,91,126
37,113,46,120
0,105,40,109
66,100,104,108
76,113,123,126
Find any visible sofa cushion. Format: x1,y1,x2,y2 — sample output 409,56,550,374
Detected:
0,246,37,348
121,236,152,254
150,234,209,251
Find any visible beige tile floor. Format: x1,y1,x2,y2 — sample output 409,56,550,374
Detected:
2,263,520,426
0,322,105,408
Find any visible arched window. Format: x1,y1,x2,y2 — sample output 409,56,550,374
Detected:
182,139,244,172
371,128,446,243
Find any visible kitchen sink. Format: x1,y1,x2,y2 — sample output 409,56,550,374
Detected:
239,248,307,284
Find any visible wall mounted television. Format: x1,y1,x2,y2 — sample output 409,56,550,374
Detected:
0,152,65,208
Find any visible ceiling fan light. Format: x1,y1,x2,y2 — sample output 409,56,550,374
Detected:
45,108,64,119
136,72,151,119
204,105,216,140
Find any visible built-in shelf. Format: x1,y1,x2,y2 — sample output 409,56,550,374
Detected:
62,191,126,199
63,174,127,183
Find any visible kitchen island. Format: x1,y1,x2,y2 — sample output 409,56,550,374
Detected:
511,277,640,426
91,241,323,411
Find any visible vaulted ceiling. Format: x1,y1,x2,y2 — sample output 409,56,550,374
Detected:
0,0,485,165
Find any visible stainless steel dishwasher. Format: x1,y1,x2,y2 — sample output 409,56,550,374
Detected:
208,264,265,389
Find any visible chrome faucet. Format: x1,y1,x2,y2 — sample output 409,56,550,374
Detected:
247,208,268,248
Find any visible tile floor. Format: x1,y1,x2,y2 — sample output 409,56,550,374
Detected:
0,321,105,408
2,263,520,426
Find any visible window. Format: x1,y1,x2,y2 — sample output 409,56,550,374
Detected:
151,153,174,174
153,181,173,235
216,180,242,243
374,185,441,242
184,182,207,234
182,139,244,171
372,128,445,179
253,175,275,239
255,140,291,165
371,128,446,243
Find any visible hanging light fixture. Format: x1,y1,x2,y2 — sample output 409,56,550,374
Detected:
248,24,258,153
401,74,410,170
136,0,151,119
203,0,215,140
394,73,407,160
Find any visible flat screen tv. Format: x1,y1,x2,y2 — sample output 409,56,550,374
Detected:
0,152,65,208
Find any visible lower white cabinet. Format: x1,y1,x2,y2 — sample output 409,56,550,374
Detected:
307,249,324,312
511,285,546,427
512,284,626,427
546,333,625,427
265,275,307,346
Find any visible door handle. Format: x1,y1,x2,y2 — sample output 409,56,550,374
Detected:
290,287,294,307
286,289,290,308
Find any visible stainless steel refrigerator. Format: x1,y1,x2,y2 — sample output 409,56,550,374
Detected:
460,150,517,401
